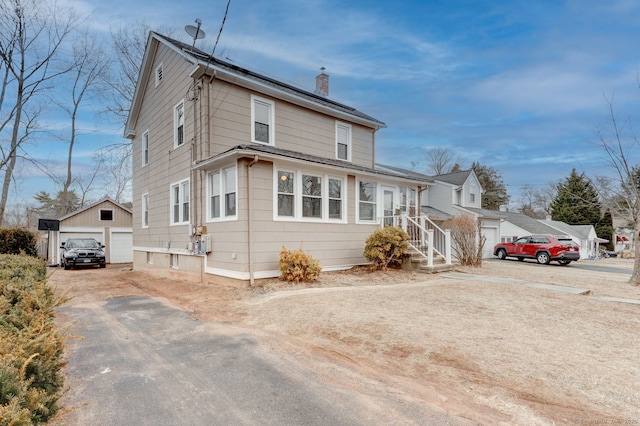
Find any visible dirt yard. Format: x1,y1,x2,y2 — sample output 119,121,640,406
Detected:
51,259,640,425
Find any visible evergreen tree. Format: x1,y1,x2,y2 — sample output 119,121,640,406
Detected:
550,169,601,224
595,210,614,250
470,162,510,210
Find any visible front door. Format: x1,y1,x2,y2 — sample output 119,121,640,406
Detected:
383,187,394,226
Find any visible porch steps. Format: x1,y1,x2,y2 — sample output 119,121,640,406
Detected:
403,248,455,274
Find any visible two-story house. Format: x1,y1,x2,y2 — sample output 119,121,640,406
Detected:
125,33,432,284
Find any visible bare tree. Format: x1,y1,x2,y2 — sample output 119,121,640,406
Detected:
596,95,640,285
0,0,79,224
426,147,455,175
93,144,132,203
517,183,557,218
56,30,109,215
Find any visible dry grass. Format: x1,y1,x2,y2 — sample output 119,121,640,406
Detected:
52,259,640,425
246,259,640,424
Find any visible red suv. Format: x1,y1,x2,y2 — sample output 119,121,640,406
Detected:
493,235,580,265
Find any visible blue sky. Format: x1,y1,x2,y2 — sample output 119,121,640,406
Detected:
10,0,640,208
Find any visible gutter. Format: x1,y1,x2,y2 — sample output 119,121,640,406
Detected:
247,155,259,286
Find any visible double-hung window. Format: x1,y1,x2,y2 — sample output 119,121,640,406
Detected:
328,178,342,219
171,179,189,224
174,100,184,148
142,130,149,166
302,174,322,218
277,171,294,217
208,166,237,220
276,169,345,222
251,95,274,145
358,181,377,222
142,193,149,228
336,122,351,161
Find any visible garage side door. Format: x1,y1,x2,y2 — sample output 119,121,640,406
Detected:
481,227,498,258
110,231,133,263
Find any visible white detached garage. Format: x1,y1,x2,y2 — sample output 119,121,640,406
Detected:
53,198,133,265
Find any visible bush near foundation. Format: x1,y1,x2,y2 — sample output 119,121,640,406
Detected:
363,226,409,270
0,228,38,257
0,254,69,424
278,246,321,282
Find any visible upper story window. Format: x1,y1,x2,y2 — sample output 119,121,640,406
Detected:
275,168,345,222
171,179,189,224
251,95,274,145
155,63,163,87
99,209,113,221
470,183,477,203
174,100,185,148
357,181,377,222
142,130,149,166
336,122,352,161
208,165,237,221
142,193,149,228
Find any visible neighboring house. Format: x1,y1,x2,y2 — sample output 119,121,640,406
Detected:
426,170,483,214
125,33,434,283
52,197,133,265
463,207,602,259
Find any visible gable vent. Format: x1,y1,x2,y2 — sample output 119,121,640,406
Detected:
155,63,164,87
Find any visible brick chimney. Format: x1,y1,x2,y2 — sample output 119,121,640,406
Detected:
315,67,329,97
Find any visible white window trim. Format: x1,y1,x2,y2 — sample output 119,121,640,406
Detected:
174,100,185,149
142,193,149,228
155,62,163,87
142,130,149,167
356,179,379,224
251,95,275,146
206,164,238,222
335,121,352,162
170,178,190,225
273,167,347,223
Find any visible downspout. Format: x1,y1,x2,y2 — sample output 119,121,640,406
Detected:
247,155,259,286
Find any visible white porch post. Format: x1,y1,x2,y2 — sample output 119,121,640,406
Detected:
427,229,434,267
420,215,427,249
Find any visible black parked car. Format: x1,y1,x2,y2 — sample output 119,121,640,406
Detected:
60,238,106,270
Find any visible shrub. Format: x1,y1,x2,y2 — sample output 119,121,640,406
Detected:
0,228,38,257
0,254,69,424
278,246,321,282
443,215,486,266
363,226,409,270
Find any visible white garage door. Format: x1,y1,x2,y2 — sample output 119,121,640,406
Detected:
110,231,133,263
61,231,104,243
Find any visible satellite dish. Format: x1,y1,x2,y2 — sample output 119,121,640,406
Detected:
185,19,205,47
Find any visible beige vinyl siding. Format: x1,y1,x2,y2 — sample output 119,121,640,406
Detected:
132,43,194,250
61,201,132,228
204,80,375,168
201,162,378,276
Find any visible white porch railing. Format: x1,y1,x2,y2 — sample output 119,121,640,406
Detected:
381,214,452,267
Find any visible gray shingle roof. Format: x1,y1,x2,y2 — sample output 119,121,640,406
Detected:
431,170,473,186
155,33,386,129
194,144,431,183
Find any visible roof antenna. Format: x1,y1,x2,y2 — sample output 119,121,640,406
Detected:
185,18,206,48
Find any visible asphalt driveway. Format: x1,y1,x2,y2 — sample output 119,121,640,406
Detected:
59,291,475,425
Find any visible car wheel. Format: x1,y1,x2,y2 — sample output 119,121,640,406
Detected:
496,249,507,260
536,252,550,265
100,263,106,268
63,260,70,270
558,260,571,265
